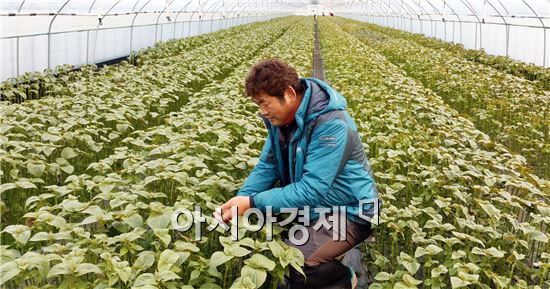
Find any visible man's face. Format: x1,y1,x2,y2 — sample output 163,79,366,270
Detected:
253,88,296,127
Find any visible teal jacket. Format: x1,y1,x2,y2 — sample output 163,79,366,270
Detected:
237,78,378,224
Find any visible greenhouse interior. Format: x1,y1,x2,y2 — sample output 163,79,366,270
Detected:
1,0,549,288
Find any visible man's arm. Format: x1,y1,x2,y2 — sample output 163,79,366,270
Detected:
236,134,280,197
251,118,348,212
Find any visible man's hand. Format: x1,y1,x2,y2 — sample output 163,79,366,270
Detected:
216,196,251,223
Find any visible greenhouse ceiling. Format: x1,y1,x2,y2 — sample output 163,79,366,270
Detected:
1,0,548,80
1,0,549,19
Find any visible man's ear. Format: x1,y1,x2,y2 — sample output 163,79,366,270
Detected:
284,86,297,103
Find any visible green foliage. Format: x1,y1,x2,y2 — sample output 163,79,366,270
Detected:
0,16,313,289
335,17,550,179
319,17,550,288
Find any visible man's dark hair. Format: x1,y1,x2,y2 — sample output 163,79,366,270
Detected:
245,59,305,102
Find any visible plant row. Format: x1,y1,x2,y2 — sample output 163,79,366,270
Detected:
0,17,297,226
0,16,313,289
0,19,271,104
350,20,550,90
333,17,550,180
319,17,550,288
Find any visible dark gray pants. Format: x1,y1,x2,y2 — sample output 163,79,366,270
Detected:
283,217,372,289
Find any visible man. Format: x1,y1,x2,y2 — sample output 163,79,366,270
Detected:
218,59,378,289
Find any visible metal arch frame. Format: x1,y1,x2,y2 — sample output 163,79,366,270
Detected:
379,1,403,28
245,0,263,24
346,0,547,67
131,0,144,12
198,0,219,34
440,0,464,43
373,0,436,33
231,0,260,26
47,0,72,69
519,0,547,67
213,0,257,31
231,0,254,26
421,0,444,37
247,0,261,20
208,0,226,33
155,0,177,42
480,0,510,55
456,0,482,49
187,0,215,36
390,0,416,31
388,0,418,27
249,0,264,23
395,0,423,31
129,0,152,54
493,0,510,16
226,0,245,29
401,0,436,35
173,0,194,39
88,0,123,63
15,0,27,76
431,0,466,41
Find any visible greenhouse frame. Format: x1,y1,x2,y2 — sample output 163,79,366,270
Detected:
1,0,549,81
1,1,550,289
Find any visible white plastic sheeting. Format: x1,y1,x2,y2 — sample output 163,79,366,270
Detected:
327,0,549,67
0,0,296,81
1,0,549,81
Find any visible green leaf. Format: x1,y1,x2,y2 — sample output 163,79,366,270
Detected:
60,147,78,159
189,269,200,281
397,252,420,275
241,265,267,288
243,136,256,144
224,245,251,258
528,230,548,243
402,273,422,286
123,213,144,229
134,273,156,286
2,225,31,245
425,244,442,255
450,276,471,288
29,232,51,242
0,183,17,194
489,273,510,287
209,251,233,268
147,211,172,230
154,229,171,248
374,271,392,281
485,247,505,258
133,251,155,272
0,261,21,286
158,249,179,272
60,163,74,174
414,247,428,258
512,250,525,261
479,201,501,221
451,250,466,259
116,123,129,133
431,265,448,277
98,183,115,194
77,263,102,275
267,241,285,258
244,254,276,271
15,180,37,189
27,161,45,177
158,270,180,282
48,263,71,278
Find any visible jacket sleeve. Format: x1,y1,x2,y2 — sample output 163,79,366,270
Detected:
236,134,280,197
251,119,348,212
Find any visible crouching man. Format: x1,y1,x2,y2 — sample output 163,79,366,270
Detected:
218,59,379,289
